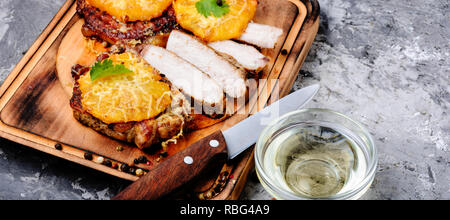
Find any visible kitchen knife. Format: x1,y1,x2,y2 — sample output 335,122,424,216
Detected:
112,84,320,200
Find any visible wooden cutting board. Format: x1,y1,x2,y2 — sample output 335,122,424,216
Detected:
0,0,319,200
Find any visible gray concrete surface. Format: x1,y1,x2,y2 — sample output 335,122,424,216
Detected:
0,0,448,200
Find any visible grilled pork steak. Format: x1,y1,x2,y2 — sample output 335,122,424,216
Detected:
70,64,188,149
141,45,225,115
166,30,247,99
237,23,284,49
76,0,178,45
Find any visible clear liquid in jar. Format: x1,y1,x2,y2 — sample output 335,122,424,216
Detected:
262,123,368,198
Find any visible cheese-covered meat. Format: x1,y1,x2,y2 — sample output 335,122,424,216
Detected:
208,40,270,71
166,30,247,99
141,45,224,109
70,64,188,149
237,23,283,49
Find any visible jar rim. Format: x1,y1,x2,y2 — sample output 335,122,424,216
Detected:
254,108,378,200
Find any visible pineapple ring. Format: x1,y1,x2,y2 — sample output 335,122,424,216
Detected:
78,52,172,124
173,0,258,42
86,0,173,22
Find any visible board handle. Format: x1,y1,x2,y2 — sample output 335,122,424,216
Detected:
112,130,228,200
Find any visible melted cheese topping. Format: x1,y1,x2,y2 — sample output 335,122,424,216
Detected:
78,52,172,124
87,0,173,22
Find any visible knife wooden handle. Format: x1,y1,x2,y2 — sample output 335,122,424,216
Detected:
112,130,228,200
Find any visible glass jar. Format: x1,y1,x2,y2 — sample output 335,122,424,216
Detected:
255,108,377,200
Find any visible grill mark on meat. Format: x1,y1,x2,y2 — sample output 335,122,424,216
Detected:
77,0,178,45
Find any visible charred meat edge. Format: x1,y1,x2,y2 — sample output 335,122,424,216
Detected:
76,0,178,45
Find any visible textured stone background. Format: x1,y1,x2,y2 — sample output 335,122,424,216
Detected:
0,0,448,200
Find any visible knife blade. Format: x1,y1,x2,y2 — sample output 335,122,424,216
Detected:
112,84,320,200
224,84,320,159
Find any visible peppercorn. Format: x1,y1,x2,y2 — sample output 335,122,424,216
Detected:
128,167,136,174
84,152,93,160
214,184,222,193
219,171,228,183
102,160,112,167
134,158,140,164
205,191,212,199
54,143,62,150
159,152,168,158
96,156,104,164
120,163,130,172
135,169,144,177
137,156,147,163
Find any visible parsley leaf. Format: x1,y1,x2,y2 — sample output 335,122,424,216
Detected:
196,0,230,18
90,59,133,81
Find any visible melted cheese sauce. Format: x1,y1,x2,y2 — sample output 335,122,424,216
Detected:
78,52,172,124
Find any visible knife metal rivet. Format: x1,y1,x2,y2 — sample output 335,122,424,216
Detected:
184,156,194,165
209,140,219,148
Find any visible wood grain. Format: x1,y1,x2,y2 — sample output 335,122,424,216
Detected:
0,0,320,199
113,130,228,200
